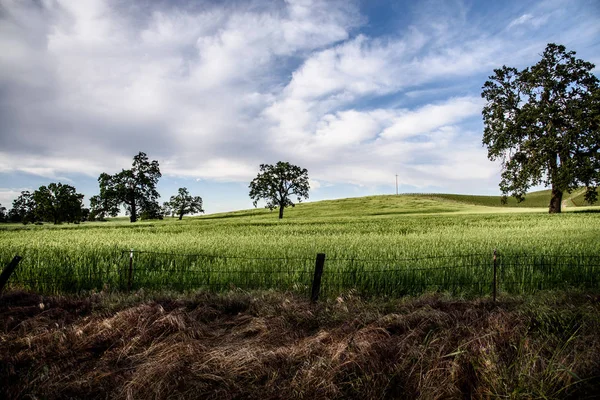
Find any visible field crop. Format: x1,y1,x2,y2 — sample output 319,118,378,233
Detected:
1,194,599,296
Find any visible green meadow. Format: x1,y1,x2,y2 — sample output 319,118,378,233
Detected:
1,192,598,296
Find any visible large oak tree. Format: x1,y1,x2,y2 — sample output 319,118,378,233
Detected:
33,182,84,224
249,161,309,219
482,43,600,213
96,152,162,222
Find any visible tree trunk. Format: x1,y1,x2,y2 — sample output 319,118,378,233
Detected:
129,199,137,222
178,213,183,220
278,204,284,219
549,184,563,213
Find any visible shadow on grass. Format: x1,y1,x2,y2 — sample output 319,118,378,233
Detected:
201,211,265,220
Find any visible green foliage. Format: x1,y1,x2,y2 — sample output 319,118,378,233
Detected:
482,43,600,213
0,203,6,222
162,201,173,218
168,187,204,220
89,194,119,221
9,191,36,224
33,182,84,224
139,201,164,220
249,161,310,219
96,152,162,222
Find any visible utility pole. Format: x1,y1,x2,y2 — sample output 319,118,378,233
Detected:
395,174,398,195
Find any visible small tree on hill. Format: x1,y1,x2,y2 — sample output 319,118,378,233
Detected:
96,152,162,222
168,187,204,220
33,182,84,224
482,43,600,213
249,161,309,219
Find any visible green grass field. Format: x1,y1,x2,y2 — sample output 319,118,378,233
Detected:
1,192,599,296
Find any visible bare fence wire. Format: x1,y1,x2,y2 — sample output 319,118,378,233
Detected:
4,249,600,297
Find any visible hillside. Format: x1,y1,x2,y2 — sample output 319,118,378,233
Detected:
200,189,599,221
422,190,552,208
425,188,598,209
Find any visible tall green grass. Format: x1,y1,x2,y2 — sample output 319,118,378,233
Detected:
1,194,599,296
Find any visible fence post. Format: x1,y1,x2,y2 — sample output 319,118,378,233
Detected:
493,249,497,302
127,249,134,292
0,256,23,294
311,253,326,302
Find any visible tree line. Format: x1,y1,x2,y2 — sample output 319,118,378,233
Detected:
0,151,309,224
1,183,86,224
0,153,205,224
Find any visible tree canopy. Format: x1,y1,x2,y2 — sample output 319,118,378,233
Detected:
9,191,36,224
168,187,204,220
482,43,600,213
89,194,119,222
96,152,162,222
33,182,84,224
0,203,6,223
249,161,309,219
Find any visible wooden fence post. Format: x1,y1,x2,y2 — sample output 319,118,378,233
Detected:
0,256,23,294
311,253,326,302
493,249,497,302
127,249,134,292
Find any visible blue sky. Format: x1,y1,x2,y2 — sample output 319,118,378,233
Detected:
0,0,599,214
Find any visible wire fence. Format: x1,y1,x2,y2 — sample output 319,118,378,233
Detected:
2,249,599,298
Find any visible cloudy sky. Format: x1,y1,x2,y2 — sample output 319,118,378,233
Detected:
1,0,599,213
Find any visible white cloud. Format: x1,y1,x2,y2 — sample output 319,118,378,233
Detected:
508,13,534,28
0,188,33,208
507,13,549,30
0,0,598,206
0,151,131,179
308,179,321,190
380,97,483,139
313,109,388,148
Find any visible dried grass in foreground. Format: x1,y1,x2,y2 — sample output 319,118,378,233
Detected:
1,290,599,399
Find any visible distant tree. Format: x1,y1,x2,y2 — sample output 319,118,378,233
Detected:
33,182,84,224
482,43,600,213
249,161,309,219
140,201,164,220
89,194,119,221
162,201,174,218
80,207,90,222
0,203,6,222
96,152,162,222
168,187,204,220
10,191,36,224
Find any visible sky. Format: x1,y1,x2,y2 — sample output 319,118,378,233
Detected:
0,0,599,214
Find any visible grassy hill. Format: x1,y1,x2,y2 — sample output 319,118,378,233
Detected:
2,188,599,296
424,188,598,209
202,189,598,221
421,190,552,208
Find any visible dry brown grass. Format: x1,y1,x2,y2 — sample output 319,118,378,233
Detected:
1,290,599,399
